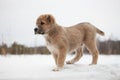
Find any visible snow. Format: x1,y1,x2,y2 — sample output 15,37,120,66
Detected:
0,54,120,80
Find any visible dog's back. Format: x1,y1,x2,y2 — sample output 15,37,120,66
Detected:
64,22,104,52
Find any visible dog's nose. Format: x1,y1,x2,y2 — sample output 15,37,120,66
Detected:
34,28,38,34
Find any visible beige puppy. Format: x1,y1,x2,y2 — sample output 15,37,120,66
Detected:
34,14,104,71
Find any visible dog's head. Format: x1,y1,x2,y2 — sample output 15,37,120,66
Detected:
34,14,55,35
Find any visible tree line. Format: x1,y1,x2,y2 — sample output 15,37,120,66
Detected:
0,39,120,55
0,42,50,55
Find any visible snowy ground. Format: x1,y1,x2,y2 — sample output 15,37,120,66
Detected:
0,54,120,80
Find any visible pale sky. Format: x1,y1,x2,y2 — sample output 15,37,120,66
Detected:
0,0,120,46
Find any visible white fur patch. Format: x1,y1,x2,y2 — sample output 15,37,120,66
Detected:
46,42,59,54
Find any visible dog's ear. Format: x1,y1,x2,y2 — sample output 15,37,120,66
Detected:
46,15,55,24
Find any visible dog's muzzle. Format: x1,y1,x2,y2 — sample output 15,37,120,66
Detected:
34,28,45,35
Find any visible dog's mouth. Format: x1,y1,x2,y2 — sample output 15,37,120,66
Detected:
34,28,45,35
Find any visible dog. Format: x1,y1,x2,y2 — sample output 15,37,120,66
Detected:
34,14,105,71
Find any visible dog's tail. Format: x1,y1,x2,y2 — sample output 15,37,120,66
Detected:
95,28,105,36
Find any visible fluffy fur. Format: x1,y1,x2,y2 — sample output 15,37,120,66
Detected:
34,14,105,71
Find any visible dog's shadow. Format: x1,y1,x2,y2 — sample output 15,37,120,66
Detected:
64,63,97,72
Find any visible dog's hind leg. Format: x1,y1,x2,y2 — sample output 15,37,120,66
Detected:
66,45,84,64
85,40,99,65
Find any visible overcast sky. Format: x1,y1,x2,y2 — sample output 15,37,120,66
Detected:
0,0,120,46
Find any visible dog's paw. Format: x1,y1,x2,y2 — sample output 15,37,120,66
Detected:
66,60,74,64
52,67,63,71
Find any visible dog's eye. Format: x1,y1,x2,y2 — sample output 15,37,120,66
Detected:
41,22,45,25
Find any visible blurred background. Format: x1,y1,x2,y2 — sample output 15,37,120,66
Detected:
0,0,120,55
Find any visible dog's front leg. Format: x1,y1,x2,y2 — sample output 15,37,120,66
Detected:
52,47,67,71
52,53,58,65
